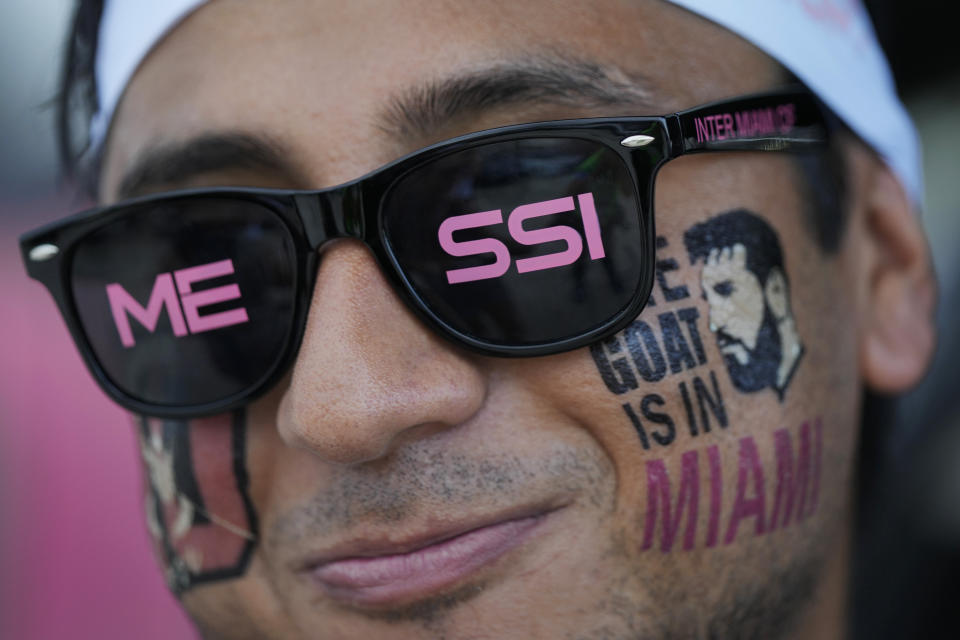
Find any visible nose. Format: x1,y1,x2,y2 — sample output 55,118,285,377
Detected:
276,241,487,465
704,291,727,334
707,302,722,333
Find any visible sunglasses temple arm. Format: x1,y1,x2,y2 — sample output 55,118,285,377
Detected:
670,89,831,157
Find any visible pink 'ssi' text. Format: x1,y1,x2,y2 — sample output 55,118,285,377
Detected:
438,192,606,284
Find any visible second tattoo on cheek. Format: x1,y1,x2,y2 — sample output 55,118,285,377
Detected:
138,409,258,594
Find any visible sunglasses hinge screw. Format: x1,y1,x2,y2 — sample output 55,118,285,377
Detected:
620,135,655,148
29,243,60,262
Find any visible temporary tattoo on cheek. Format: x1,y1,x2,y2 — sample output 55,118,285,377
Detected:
591,211,805,450
640,418,822,552
591,234,729,450
138,409,259,594
684,209,804,401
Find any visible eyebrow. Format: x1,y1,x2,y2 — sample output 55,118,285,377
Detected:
379,55,657,141
114,56,656,200
115,132,299,200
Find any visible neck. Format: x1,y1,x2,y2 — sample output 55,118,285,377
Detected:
777,317,803,389
786,512,851,640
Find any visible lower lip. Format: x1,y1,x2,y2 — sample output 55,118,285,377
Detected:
310,515,547,605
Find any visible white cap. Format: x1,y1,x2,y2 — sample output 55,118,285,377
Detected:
89,0,206,151
664,0,922,205
90,0,922,205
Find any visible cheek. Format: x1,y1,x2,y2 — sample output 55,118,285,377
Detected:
704,290,726,325
535,196,858,557
585,260,732,461
727,289,765,341
739,282,767,322
520,230,726,523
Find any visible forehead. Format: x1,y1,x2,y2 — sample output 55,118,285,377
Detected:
102,0,777,198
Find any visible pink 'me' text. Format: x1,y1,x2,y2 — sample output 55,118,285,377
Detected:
106,258,249,348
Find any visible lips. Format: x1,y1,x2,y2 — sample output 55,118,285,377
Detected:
303,508,556,606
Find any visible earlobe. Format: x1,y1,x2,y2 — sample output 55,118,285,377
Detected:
859,164,937,393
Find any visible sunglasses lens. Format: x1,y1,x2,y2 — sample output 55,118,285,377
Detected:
69,198,297,409
383,137,648,350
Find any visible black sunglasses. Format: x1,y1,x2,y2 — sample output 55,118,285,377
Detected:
20,87,832,418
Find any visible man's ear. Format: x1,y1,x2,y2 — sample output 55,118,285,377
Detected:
764,267,790,321
859,164,937,393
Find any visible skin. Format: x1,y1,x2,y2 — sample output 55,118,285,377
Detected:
99,0,936,638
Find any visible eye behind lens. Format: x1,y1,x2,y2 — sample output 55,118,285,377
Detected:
381,136,646,349
69,198,299,408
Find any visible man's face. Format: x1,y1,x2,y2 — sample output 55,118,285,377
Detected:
702,244,765,360
101,1,873,637
700,242,780,391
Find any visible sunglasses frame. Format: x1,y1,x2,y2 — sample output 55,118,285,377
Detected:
21,86,833,418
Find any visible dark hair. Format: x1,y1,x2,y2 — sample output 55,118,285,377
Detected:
682,209,786,286
57,0,104,197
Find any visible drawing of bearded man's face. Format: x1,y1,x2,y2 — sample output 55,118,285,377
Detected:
684,209,803,400
701,243,782,393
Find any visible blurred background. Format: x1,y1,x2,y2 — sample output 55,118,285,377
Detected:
0,1,957,638
0,2,197,638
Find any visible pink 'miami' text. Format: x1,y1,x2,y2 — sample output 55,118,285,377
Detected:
641,418,822,552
